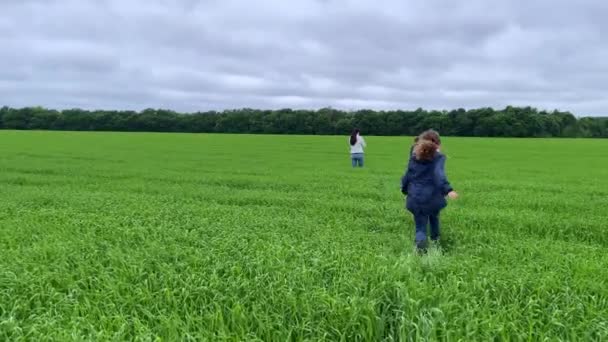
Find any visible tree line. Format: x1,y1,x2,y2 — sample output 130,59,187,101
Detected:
1,105,607,137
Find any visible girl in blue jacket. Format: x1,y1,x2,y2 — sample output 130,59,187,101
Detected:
401,134,458,252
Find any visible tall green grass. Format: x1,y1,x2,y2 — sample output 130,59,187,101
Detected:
1,131,607,341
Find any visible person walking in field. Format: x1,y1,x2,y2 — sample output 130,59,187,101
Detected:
349,129,366,168
401,130,458,253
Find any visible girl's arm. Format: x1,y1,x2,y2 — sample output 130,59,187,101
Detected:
401,163,412,195
401,172,409,195
360,136,366,147
434,155,453,195
401,146,416,195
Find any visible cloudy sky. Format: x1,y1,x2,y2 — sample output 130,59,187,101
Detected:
1,0,607,116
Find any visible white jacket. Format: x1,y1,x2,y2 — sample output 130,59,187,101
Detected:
349,135,366,154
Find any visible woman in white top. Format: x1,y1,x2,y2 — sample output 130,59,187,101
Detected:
349,129,366,167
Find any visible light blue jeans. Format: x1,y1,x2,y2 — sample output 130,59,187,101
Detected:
351,153,364,167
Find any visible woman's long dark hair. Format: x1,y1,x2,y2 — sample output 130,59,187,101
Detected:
350,129,360,146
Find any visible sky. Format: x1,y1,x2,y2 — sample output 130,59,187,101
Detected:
1,0,607,116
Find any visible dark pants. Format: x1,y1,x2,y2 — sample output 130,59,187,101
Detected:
414,212,440,248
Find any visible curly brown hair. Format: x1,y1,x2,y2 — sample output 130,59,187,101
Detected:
414,129,441,145
414,139,438,161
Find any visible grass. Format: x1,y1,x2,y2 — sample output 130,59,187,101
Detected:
1,130,607,341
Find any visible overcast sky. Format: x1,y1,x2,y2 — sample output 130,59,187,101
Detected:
1,0,607,116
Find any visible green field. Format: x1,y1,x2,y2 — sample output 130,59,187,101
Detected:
1,131,607,341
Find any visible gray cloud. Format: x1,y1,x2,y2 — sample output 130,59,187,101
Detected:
1,0,608,115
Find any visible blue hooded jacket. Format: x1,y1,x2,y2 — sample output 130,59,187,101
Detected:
401,148,453,215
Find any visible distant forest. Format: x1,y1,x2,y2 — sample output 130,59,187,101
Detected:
1,106,607,137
